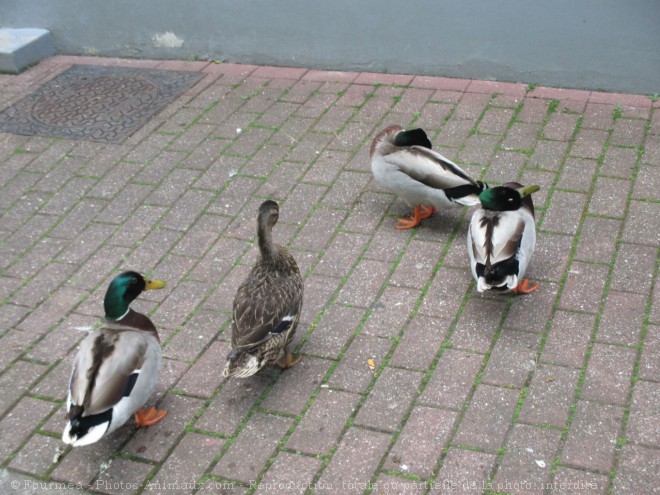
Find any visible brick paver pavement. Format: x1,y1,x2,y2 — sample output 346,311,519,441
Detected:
0,56,658,495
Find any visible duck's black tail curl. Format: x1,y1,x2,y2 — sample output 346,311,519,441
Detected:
65,406,113,442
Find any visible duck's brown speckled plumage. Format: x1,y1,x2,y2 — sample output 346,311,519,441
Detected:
223,201,304,378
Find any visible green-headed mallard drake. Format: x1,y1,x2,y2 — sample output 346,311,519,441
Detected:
223,200,304,378
467,182,541,294
62,271,167,447
370,125,487,229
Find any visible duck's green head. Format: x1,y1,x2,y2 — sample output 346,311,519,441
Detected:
393,128,433,149
479,184,540,211
103,271,166,320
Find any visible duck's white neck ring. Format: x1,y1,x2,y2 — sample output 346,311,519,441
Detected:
115,308,130,321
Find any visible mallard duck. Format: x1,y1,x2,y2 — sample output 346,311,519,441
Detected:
223,200,304,378
370,125,487,229
62,271,167,447
467,182,541,294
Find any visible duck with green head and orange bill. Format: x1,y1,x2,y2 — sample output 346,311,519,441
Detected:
370,125,487,229
467,182,541,294
62,271,167,447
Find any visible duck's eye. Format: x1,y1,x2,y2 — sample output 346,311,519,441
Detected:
130,279,138,285
508,198,514,202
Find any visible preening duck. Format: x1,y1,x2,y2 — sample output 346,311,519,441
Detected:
370,125,487,229
467,182,540,294
62,271,167,447
223,200,304,378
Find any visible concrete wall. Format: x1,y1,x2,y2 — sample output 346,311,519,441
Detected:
3,0,659,94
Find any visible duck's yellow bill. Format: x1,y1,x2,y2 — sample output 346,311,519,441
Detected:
144,279,166,290
516,185,540,198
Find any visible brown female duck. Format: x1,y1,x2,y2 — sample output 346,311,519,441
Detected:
223,200,304,378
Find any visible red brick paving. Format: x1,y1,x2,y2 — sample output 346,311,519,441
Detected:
453,384,521,451
212,413,293,484
561,401,625,473
0,56,657,494
316,428,391,494
518,364,581,428
492,424,563,495
431,448,497,494
612,444,660,494
385,405,456,478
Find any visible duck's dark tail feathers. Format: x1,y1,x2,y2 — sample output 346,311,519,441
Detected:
482,257,520,287
444,181,485,206
62,406,112,447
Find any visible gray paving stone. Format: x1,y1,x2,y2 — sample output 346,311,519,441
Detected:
92,458,153,495
611,243,656,294
551,468,609,495
601,145,638,178
581,343,636,405
574,216,621,264
147,433,224,495
559,261,609,314
613,444,660,494
384,405,457,478
450,298,507,353
336,258,391,309
431,448,497,494
541,190,587,234
482,151,526,184
354,367,423,431
286,388,360,455
121,393,205,462
453,384,520,451
492,424,562,495
260,356,332,415
622,201,660,246
419,349,483,411
482,330,541,387
519,364,581,428
561,401,624,472
196,374,272,436
361,285,420,338
639,324,660,381
213,413,293,484
626,380,660,448
316,427,391,494
9,433,66,477
254,452,323,495
0,397,56,462
389,315,451,371
557,157,597,191
327,334,393,393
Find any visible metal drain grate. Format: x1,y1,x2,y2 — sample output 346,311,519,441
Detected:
0,64,205,143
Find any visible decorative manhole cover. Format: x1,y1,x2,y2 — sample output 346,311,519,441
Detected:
0,64,205,143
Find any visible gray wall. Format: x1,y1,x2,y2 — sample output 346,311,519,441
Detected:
3,0,660,94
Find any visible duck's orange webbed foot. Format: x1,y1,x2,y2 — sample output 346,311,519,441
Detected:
135,406,168,427
513,279,539,294
276,352,303,369
395,205,436,229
